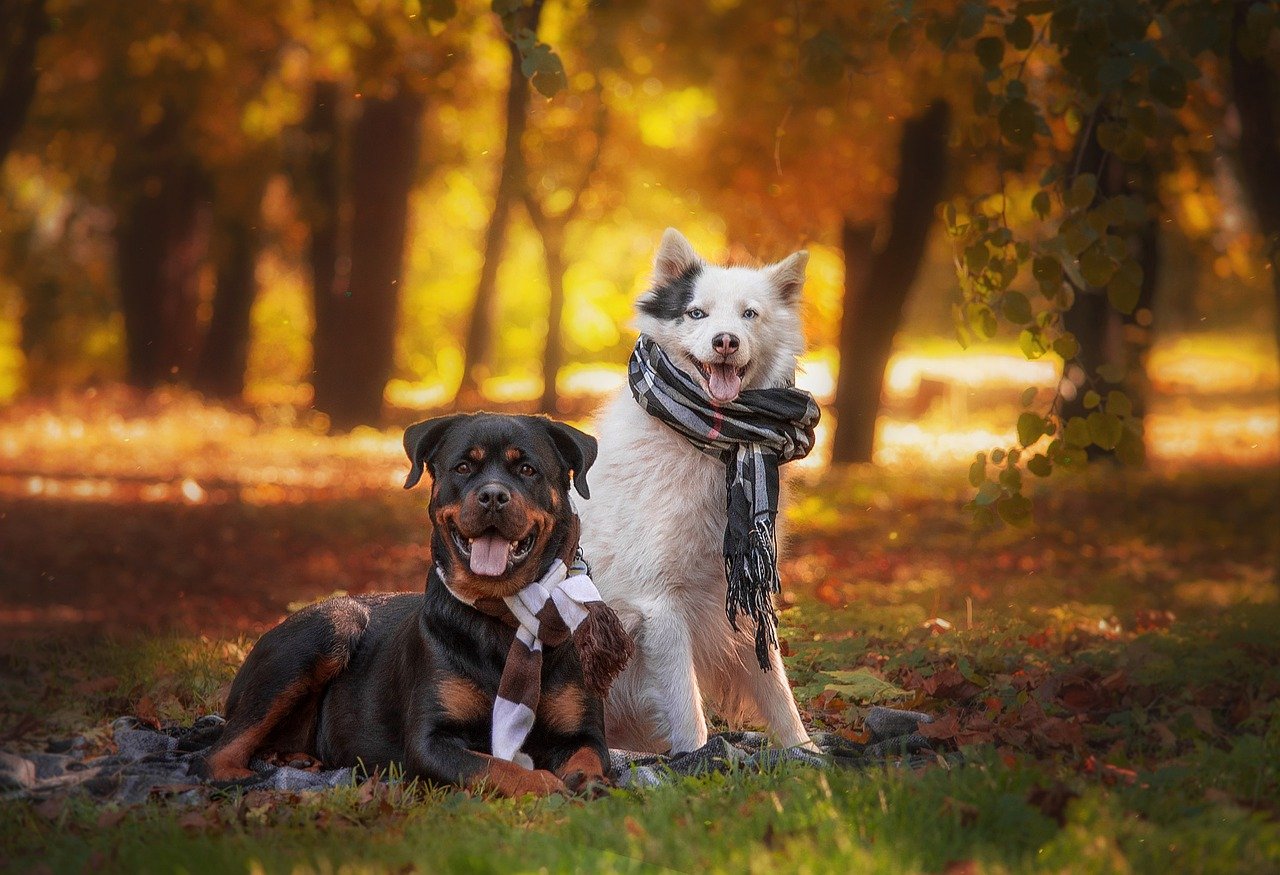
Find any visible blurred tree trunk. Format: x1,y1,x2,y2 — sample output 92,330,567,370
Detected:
523,97,605,414
311,84,422,430
455,0,545,408
1057,116,1159,459
1229,5,1280,361
525,213,568,413
831,101,950,464
195,212,260,400
0,0,49,163
111,107,212,389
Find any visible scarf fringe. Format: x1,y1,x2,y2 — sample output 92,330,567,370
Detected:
725,517,781,670
572,602,635,698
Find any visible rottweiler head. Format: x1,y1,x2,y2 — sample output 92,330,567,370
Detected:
403,413,597,599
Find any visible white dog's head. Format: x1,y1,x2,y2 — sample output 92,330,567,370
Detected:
635,228,807,403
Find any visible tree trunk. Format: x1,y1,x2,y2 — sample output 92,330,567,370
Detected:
1229,4,1280,360
195,214,259,400
831,101,951,464
454,2,544,406
111,108,212,389
524,202,570,414
0,0,49,163
311,86,422,430
535,230,565,411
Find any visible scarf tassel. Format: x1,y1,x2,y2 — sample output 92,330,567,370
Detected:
724,517,782,671
572,601,635,698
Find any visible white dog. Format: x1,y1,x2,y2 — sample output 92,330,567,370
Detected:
577,228,814,754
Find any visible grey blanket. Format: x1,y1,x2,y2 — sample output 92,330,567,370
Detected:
0,708,939,805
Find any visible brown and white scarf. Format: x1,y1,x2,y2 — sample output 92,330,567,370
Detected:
437,556,632,767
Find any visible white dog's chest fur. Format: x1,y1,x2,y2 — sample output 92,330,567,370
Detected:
581,393,727,603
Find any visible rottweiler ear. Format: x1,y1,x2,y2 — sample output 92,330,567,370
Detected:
403,414,467,490
543,420,598,499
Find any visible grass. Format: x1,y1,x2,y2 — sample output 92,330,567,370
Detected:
1,464,1278,874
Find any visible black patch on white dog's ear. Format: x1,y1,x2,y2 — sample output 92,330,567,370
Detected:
541,420,598,499
638,228,703,320
767,250,809,304
403,414,467,489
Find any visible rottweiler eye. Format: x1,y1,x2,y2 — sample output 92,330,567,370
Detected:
517,463,537,477
742,308,758,320
453,461,473,475
686,307,707,320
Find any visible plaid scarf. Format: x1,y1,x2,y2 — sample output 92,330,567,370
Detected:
437,555,631,768
627,335,821,669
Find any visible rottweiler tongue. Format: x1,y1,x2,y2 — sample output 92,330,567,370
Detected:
707,363,742,403
469,534,511,577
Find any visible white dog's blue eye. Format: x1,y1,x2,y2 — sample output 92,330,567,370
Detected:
743,308,758,320
687,308,707,319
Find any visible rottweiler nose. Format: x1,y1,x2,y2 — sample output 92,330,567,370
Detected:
713,333,740,356
476,483,511,510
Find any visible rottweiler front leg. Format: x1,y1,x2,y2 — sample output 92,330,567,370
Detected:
406,731,568,798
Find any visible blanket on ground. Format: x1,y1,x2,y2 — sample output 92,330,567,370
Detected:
0,707,941,804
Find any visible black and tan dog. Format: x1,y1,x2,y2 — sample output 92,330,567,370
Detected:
204,413,632,796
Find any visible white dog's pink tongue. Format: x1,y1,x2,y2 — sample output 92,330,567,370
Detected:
707,364,742,403
469,535,511,576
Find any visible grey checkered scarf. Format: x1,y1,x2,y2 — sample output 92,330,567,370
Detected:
627,335,821,669
438,555,631,767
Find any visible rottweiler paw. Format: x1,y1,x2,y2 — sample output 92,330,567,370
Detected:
561,769,610,798
519,768,570,797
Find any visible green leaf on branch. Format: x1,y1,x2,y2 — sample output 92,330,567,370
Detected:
975,36,1005,70
1005,16,1033,50
1116,424,1146,466
969,453,986,487
1020,386,1038,407
967,304,998,341
997,493,1032,526
1017,412,1045,447
1002,291,1033,324
975,481,1002,507
1064,416,1092,448
998,98,1039,147
1027,454,1052,477
1097,362,1127,383
1031,190,1051,219
425,0,458,21
1106,390,1132,417
964,242,990,273
1106,259,1144,314
1033,255,1062,295
1018,329,1048,360
1087,411,1123,450
1053,333,1079,359
1065,174,1097,210
1084,390,1101,409
1080,244,1117,287
999,466,1023,492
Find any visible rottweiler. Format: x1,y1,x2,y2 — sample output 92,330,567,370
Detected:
204,413,632,797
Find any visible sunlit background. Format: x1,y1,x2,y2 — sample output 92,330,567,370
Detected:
1,0,1277,594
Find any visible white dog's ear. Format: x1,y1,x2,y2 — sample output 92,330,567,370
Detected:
653,228,701,284
767,250,809,304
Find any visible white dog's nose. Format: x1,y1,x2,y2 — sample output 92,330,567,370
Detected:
713,333,739,355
